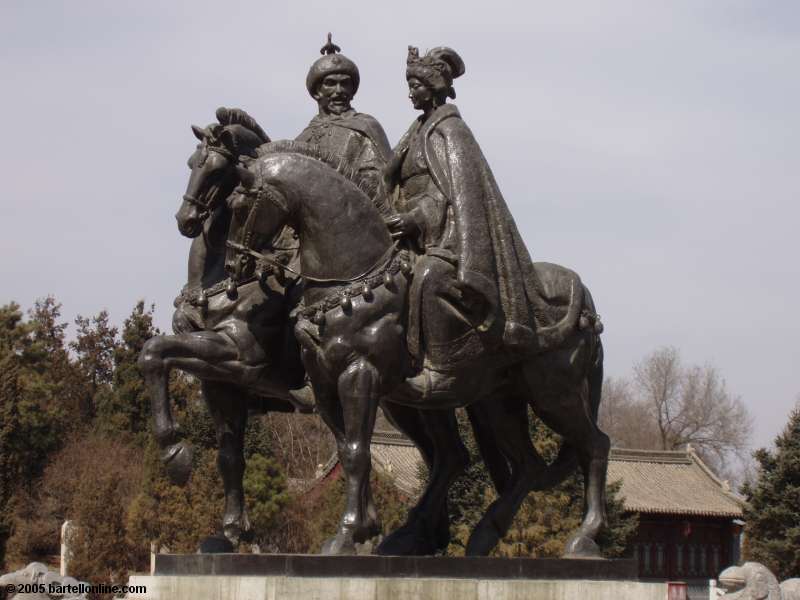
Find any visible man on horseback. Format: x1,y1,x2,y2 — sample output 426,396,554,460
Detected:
296,34,392,211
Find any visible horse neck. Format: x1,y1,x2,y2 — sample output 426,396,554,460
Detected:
270,156,392,282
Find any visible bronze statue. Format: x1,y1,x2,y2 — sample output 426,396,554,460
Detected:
142,38,611,561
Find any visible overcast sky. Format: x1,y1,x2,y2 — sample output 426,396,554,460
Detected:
1,1,798,452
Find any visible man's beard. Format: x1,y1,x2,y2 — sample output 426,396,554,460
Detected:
325,97,351,115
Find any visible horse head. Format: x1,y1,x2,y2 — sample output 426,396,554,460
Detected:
225,159,292,282
176,107,270,238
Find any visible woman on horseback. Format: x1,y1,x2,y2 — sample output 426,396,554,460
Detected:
385,46,542,398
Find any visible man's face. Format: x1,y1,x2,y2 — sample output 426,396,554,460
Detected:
315,74,354,115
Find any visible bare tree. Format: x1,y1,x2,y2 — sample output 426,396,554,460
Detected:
602,347,753,474
599,376,657,449
264,413,336,480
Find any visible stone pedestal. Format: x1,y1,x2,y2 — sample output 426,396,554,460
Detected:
126,554,666,600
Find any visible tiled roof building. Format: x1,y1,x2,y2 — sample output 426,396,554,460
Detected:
607,447,745,518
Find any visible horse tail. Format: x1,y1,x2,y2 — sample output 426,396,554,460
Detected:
528,284,604,491
583,284,604,424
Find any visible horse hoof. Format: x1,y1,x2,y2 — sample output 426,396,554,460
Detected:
563,535,601,559
162,441,194,486
321,533,356,556
222,512,255,546
377,525,438,556
198,534,234,554
465,524,501,557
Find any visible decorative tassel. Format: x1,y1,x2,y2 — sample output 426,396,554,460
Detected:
340,295,352,311
593,318,604,334
362,283,373,301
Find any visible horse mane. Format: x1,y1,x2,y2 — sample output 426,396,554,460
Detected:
256,140,381,205
216,107,270,143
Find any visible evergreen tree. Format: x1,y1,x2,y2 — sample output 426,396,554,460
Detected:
96,301,158,439
0,299,83,489
71,310,118,420
0,356,23,568
243,453,289,546
125,441,223,554
743,403,800,580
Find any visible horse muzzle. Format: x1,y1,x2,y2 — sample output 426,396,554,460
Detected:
176,212,204,238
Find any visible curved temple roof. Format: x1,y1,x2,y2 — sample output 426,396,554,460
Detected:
300,424,746,519
606,446,745,518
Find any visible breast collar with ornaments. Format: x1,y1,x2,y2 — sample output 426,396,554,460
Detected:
290,247,412,327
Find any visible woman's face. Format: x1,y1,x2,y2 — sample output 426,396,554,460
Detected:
407,77,434,111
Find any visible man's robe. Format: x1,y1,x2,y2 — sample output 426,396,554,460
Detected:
296,110,392,214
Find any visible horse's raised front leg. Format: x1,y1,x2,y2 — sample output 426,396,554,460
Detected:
202,380,251,548
138,331,240,484
320,359,380,555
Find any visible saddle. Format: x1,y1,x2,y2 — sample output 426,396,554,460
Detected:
409,260,598,371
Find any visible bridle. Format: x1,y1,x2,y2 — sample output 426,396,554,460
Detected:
182,144,236,220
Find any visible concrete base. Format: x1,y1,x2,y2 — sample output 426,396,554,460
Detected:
126,554,664,599
127,574,667,600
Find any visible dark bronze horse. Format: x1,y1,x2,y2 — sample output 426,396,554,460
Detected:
230,142,609,558
138,109,308,546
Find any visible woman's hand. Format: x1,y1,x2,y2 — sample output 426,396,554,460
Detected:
385,213,419,239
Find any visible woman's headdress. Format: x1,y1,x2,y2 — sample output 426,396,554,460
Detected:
406,46,465,99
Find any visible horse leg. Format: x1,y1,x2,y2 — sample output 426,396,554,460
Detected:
466,403,512,495
465,395,549,556
138,331,243,484
521,333,609,558
377,405,468,555
202,380,251,547
320,359,380,555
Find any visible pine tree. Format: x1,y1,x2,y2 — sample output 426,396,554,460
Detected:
71,310,118,420
743,402,800,580
0,356,23,569
0,299,83,488
243,453,289,545
125,441,223,554
96,301,158,439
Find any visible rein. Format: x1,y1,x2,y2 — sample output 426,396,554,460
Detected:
226,239,398,285
226,180,399,285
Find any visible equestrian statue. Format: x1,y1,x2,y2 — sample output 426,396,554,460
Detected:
140,36,609,559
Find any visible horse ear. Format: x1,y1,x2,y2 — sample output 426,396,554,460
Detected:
191,125,207,141
236,165,256,188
